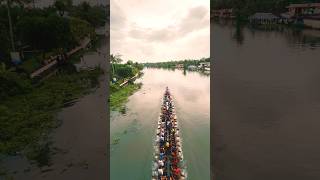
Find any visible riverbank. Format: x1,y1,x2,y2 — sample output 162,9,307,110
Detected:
0,66,102,162
110,58,144,112
110,82,142,112
0,33,107,179
0,35,105,176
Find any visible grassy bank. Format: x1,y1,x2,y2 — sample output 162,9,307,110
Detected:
0,66,102,167
110,83,142,112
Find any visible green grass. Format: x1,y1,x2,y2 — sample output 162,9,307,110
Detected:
109,83,141,111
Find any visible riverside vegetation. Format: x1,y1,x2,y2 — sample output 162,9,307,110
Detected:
211,0,320,21
143,58,210,69
109,54,143,112
0,0,106,173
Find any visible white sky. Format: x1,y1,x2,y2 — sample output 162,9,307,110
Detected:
110,0,210,63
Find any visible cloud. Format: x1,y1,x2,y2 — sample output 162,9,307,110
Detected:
110,0,127,29
111,0,210,62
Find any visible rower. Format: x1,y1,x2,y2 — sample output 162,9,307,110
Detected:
159,151,165,160
158,168,164,176
172,167,181,178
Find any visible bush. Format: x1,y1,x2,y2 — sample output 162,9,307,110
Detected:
69,17,95,43
116,66,134,79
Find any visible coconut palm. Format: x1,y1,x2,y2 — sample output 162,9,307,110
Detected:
54,0,72,17
110,54,122,78
1,0,32,52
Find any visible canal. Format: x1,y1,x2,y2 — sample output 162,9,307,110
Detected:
213,20,320,180
110,68,210,180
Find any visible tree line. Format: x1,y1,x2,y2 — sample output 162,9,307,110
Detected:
110,54,143,81
0,0,106,67
143,58,210,69
211,0,320,19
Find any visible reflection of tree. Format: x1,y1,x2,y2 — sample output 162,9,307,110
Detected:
217,19,320,48
232,20,244,45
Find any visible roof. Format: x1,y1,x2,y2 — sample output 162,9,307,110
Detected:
287,3,320,9
249,13,279,20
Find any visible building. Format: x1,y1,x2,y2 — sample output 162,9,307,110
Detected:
287,3,320,17
175,64,184,69
198,62,210,70
188,65,197,71
249,13,279,24
212,9,235,19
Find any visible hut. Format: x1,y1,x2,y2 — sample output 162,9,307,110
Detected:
249,13,279,25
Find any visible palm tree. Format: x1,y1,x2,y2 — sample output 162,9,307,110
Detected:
110,54,122,78
2,0,32,52
54,0,72,17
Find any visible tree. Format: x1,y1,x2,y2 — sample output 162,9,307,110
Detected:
16,15,75,55
126,60,133,65
2,0,32,52
70,2,106,27
69,17,94,43
0,23,10,63
116,66,134,79
110,54,122,77
54,0,72,17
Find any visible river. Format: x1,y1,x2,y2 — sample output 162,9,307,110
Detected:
213,20,320,180
110,68,210,180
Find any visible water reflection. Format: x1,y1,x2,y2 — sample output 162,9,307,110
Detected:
213,20,320,180
214,19,320,47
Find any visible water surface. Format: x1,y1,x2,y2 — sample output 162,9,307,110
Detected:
213,20,320,180
110,68,210,180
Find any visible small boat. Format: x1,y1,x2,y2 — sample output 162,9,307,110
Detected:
152,87,187,180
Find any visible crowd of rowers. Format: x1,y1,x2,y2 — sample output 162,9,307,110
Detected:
152,87,186,180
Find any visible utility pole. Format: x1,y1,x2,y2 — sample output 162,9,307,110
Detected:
6,0,15,51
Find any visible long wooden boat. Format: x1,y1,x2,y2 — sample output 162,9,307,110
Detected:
152,87,187,180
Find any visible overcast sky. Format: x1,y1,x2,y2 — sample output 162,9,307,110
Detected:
110,0,210,63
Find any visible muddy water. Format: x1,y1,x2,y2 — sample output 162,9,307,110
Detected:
110,68,210,180
213,20,320,180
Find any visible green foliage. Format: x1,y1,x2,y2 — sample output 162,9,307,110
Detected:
143,58,210,69
16,15,75,51
110,54,122,64
110,83,141,111
69,17,95,43
116,65,135,79
126,60,133,65
18,57,41,74
54,0,72,16
134,62,144,70
70,2,106,27
0,68,101,162
0,70,32,101
0,23,10,64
